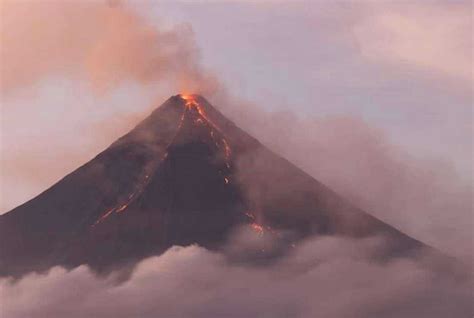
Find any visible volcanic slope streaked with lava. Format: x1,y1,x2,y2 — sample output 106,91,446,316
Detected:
0,94,426,277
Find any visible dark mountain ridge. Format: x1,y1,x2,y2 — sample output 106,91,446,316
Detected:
0,94,426,277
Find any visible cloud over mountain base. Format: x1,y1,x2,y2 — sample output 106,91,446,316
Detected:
1,236,471,318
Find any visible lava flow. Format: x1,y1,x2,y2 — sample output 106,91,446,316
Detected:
180,93,233,181
180,94,232,160
0,93,430,278
92,172,152,227
93,94,234,227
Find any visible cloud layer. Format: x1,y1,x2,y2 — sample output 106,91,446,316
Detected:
1,237,471,318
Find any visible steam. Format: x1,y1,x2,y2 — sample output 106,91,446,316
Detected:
1,237,471,318
0,0,217,95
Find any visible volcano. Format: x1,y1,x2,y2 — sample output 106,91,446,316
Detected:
0,95,426,276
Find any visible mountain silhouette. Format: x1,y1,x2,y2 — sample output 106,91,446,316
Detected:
0,94,426,276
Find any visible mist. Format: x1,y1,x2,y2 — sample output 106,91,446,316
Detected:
1,235,471,318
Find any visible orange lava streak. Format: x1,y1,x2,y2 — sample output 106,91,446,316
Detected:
94,94,232,227
246,210,280,237
251,223,264,235
93,188,139,226
180,94,232,161
116,203,129,213
93,96,192,227
92,207,115,226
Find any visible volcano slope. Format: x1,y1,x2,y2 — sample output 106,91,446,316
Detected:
0,94,427,277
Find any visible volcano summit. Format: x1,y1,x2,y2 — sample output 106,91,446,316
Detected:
0,95,426,276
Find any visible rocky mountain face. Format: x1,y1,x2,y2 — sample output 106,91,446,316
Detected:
0,94,425,277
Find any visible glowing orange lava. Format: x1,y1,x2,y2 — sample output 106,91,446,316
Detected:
116,204,128,213
180,93,233,162
93,94,235,228
93,207,115,226
246,210,280,238
251,223,264,235
93,170,155,226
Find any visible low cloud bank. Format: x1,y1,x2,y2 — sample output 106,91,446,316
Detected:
1,236,471,318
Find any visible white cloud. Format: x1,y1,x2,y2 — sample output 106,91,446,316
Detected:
1,237,471,318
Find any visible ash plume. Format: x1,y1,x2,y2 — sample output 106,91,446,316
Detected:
0,0,218,95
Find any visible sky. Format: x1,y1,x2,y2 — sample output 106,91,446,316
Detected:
154,1,472,170
0,1,472,317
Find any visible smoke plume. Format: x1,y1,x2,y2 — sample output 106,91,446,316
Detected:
0,0,219,95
